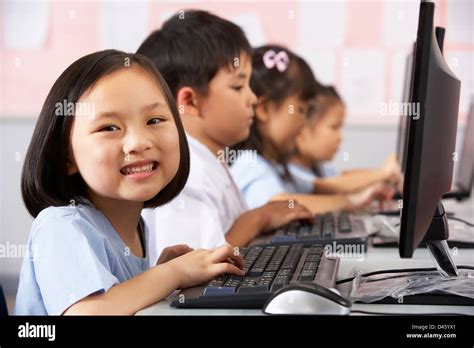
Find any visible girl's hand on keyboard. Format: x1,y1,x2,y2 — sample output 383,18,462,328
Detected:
347,183,396,211
156,244,193,265
257,201,313,233
167,245,245,289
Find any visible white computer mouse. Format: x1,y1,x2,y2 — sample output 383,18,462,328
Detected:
263,283,351,315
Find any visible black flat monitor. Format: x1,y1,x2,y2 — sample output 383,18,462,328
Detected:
396,45,415,174
399,1,461,277
397,27,445,174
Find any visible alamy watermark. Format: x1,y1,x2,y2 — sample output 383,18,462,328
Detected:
0,242,39,261
324,242,366,261
55,100,95,118
217,147,257,167
18,322,55,341
380,99,420,120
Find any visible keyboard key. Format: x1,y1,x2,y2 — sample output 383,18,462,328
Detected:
322,213,335,238
237,284,270,294
308,216,321,237
299,269,316,282
240,280,254,286
274,228,286,236
305,254,321,263
323,212,335,224
281,244,303,271
260,271,276,279
202,286,236,296
287,221,300,234
270,282,287,292
248,268,265,277
298,276,315,282
322,230,334,239
223,276,242,287
270,275,290,292
308,245,323,255
338,213,352,233
303,261,319,270
298,225,312,236
252,247,275,267
338,225,351,233
208,279,225,287
272,235,297,243
276,269,291,277
265,246,289,271
209,274,229,286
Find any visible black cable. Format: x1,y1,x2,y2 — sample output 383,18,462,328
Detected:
448,216,474,227
336,265,474,285
376,214,467,229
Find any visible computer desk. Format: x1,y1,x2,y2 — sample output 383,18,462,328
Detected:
137,198,474,316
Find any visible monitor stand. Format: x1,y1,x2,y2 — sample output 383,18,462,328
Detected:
424,202,459,277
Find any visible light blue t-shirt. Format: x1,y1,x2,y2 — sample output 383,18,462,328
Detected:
288,162,339,191
321,165,339,177
230,152,314,209
14,201,149,315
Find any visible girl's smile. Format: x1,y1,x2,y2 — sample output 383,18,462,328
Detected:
68,65,181,204
120,159,159,181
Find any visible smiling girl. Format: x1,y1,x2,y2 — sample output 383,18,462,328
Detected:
14,50,244,315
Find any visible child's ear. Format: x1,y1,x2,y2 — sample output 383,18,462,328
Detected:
176,87,200,117
296,125,310,143
67,151,78,175
255,97,269,123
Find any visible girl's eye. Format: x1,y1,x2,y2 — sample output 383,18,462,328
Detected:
147,117,163,125
99,125,120,132
232,86,243,91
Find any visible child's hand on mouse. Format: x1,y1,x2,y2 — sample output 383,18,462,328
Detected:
257,201,313,234
156,244,194,265
346,182,396,212
165,245,245,289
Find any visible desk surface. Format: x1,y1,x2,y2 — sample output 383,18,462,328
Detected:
137,199,474,316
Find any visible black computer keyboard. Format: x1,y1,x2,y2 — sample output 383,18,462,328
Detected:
250,212,370,248
169,243,339,308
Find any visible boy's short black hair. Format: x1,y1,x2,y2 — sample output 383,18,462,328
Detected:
21,50,190,218
136,9,252,97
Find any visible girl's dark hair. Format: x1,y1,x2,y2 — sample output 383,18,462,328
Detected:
21,49,190,218
234,45,321,181
136,9,252,97
250,45,320,107
309,85,344,178
310,85,344,121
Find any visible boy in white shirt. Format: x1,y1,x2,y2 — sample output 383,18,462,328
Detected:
138,10,312,264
